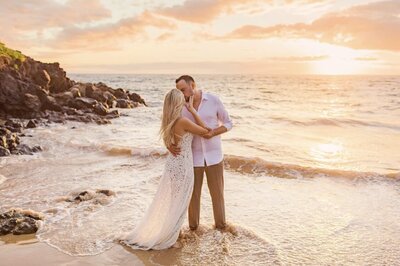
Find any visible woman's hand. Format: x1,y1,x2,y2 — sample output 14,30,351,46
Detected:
167,143,181,157
185,96,195,113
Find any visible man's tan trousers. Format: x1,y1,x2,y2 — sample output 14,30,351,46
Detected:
188,160,226,229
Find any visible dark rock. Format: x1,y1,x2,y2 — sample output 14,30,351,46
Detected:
96,189,116,197
43,95,63,112
70,86,81,98
91,90,107,104
103,91,117,107
5,126,22,133
0,146,10,156
0,209,43,236
70,97,98,110
53,91,74,106
23,93,42,112
0,135,7,148
4,131,19,152
74,191,89,201
62,106,78,116
93,102,108,116
113,88,129,99
32,69,50,88
67,189,115,204
86,84,95,98
0,127,11,136
13,217,38,235
95,118,111,125
16,144,34,155
42,62,74,93
26,119,37,128
105,109,120,119
31,145,42,152
128,92,147,106
5,120,23,129
116,99,135,108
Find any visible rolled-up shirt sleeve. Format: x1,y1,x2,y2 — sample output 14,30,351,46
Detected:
216,96,233,131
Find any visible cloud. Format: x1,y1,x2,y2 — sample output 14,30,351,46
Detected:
156,0,329,23
0,0,112,49
65,59,312,74
355,57,378,61
268,55,328,61
51,12,176,50
221,1,400,51
0,0,111,31
156,33,175,41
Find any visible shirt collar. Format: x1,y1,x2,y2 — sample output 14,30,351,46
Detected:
201,91,209,101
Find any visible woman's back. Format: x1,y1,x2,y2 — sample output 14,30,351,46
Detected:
121,132,194,250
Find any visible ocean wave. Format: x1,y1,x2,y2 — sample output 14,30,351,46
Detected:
98,144,167,158
63,139,168,158
224,154,400,181
269,116,400,131
0,174,6,186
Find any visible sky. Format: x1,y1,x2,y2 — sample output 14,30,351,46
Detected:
1,0,400,75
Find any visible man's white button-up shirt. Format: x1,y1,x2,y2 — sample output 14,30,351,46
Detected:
182,91,233,167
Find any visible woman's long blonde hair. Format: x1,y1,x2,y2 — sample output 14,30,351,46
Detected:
159,89,185,147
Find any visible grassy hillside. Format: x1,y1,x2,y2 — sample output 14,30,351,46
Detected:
0,42,26,62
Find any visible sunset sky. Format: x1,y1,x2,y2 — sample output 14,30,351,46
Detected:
1,0,400,75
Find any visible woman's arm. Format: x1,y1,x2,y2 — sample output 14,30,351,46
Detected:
189,109,208,129
181,118,209,136
185,96,209,130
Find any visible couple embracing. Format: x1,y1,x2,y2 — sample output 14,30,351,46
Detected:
121,75,232,250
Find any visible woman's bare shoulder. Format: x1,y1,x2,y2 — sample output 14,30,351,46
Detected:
176,117,191,125
174,117,190,130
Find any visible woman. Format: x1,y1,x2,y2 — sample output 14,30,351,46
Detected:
120,88,210,250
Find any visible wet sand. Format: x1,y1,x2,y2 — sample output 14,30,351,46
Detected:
0,234,193,266
0,224,281,266
0,234,145,266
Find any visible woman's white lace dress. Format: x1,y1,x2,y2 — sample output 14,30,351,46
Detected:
121,133,194,250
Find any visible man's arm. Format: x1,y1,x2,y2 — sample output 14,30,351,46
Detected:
202,125,227,139
202,96,232,139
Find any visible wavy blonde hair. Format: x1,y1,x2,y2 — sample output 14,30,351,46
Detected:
160,88,185,147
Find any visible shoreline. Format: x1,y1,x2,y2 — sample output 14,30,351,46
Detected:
0,225,258,266
0,234,174,266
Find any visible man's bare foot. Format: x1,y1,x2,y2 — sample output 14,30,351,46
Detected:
215,223,238,236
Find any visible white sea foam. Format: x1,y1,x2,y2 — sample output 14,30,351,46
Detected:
0,174,6,186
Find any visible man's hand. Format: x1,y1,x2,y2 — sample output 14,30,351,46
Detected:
167,144,181,156
202,129,215,139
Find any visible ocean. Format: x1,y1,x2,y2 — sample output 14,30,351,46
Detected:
1,74,399,265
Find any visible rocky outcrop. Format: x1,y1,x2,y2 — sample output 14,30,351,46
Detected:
0,119,42,156
0,208,44,235
0,42,147,156
0,42,146,123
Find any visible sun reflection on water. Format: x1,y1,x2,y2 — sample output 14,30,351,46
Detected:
310,141,344,165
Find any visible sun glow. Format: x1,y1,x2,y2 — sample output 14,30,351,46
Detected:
312,57,364,75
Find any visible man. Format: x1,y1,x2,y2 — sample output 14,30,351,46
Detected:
169,75,233,230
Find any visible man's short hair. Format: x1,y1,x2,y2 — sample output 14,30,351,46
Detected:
175,75,195,84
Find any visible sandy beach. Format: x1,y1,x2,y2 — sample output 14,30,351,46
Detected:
0,234,146,266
